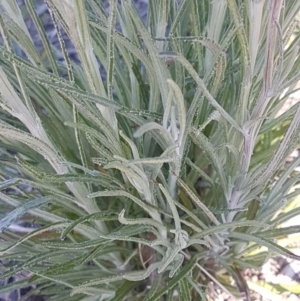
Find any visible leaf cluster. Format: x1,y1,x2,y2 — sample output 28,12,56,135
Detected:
0,0,300,300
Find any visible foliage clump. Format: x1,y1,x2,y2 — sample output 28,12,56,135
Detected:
0,1,300,300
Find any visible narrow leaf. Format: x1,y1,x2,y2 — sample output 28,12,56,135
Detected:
0,196,52,232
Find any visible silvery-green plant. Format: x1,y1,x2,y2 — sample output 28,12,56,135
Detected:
0,0,300,300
